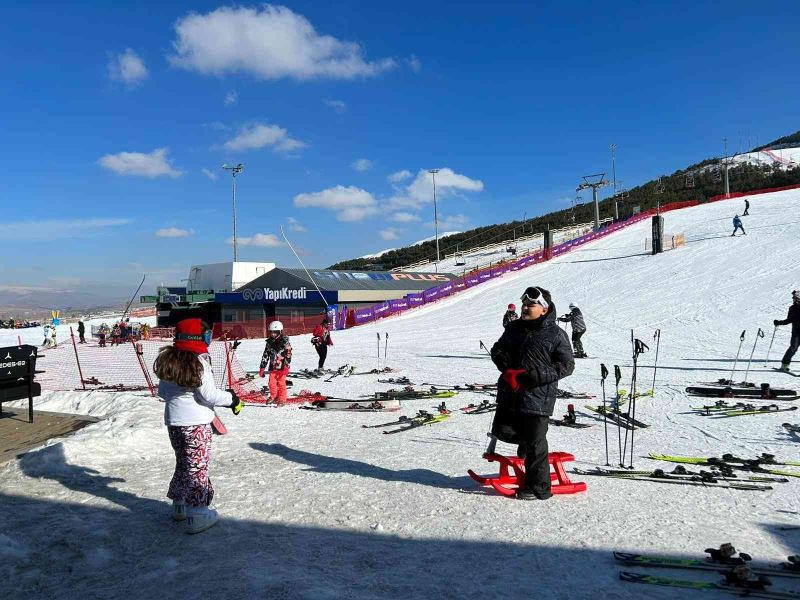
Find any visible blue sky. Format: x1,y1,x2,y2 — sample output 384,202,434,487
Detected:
2,1,799,304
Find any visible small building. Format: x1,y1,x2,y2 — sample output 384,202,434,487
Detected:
142,262,457,335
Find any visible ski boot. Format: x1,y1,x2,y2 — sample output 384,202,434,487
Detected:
723,565,769,590
705,543,750,565
563,404,577,425
779,363,791,373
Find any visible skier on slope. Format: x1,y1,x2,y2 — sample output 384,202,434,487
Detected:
743,198,750,216
259,321,293,405
490,286,574,500
774,290,800,373
731,215,746,236
311,317,333,370
77,320,86,344
502,303,518,328
558,303,587,358
154,318,243,534
41,323,51,348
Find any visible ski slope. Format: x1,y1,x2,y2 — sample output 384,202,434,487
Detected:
2,189,800,599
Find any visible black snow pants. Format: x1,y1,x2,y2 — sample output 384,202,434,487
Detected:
572,330,585,357
315,344,328,369
783,329,800,366
516,414,551,497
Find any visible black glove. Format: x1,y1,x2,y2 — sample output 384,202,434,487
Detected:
774,320,781,327
232,340,241,351
227,389,243,415
492,349,511,372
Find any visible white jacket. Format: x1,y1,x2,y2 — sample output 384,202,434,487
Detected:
159,354,233,426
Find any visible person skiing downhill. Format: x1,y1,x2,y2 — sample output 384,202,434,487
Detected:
311,317,333,370
731,215,746,236
154,318,243,534
502,304,519,328
259,321,293,404
774,290,800,372
490,286,575,500
558,303,587,358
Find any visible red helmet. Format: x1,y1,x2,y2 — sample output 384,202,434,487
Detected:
508,303,516,311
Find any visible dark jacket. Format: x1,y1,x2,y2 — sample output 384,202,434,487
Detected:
260,335,293,372
557,307,586,333
77,321,85,334
777,304,800,332
502,310,518,328
490,307,574,418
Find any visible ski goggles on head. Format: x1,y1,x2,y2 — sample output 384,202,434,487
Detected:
521,288,549,310
175,331,213,345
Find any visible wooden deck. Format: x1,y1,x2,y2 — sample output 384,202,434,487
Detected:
0,408,101,465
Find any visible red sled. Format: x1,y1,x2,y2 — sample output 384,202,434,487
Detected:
468,451,586,497
211,415,227,435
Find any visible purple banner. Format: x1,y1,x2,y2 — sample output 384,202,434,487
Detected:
406,292,424,306
388,298,409,311
353,307,375,324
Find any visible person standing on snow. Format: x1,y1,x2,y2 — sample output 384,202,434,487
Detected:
558,303,588,358
259,321,293,405
311,317,333,370
154,318,243,534
77,320,86,344
490,286,574,501
503,304,519,328
42,323,51,348
743,199,750,216
774,290,800,373
731,215,746,236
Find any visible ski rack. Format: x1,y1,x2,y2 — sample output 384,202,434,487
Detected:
468,451,587,497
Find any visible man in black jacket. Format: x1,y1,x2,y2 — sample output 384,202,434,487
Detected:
77,320,86,344
558,303,587,358
775,290,800,372
490,286,575,500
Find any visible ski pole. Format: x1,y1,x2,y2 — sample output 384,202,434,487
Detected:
614,364,623,467
764,326,777,367
479,340,491,357
377,332,381,365
742,328,765,384
600,363,610,466
627,338,648,469
622,331,634,466
728,330,746,385
384,332,388,367
650,329,661,395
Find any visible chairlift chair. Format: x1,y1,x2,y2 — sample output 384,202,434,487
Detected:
455,252,466,266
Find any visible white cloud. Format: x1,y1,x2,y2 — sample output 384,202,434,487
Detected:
234,233,283,247
388,168,484,210
224,90,238,106
201,168,218,181
108,48,149,87
155,227,194,238
169,5,395,81
221,122,305,154
390,212,420,223
98,148,182,178
431,214,470,230
324,99,347,113
388,169,412,183
407,55,421,73
287,217,307,233
352,158,372,172
379,227,401,240
294,185,378,222
0,218,132,242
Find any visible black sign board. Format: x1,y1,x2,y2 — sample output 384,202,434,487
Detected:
0,344,40,423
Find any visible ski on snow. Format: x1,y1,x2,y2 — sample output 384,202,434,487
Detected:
614,551,800,579
620,571,800,599
382,413,451,434
573,468,772,491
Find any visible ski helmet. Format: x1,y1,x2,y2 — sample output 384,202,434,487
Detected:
269,321,284,332
793,290,799,302
507,303,516,311
569,303,576,310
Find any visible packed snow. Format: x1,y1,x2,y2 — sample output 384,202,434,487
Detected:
2,189,800,599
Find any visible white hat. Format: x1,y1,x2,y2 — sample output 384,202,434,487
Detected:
269,321,284,332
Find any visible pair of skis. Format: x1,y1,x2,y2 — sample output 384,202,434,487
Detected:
369,387,457,400
686,385,798,399
361,410,450,434
648,453,800,478
691,402,798,418
324,364,356,381
618,545,800,599
574,467,774,491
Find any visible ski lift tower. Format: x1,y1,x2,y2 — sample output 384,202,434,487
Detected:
576,173,610,230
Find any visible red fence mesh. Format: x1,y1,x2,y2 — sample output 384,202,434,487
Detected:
213,315,322,339
36,333,268,404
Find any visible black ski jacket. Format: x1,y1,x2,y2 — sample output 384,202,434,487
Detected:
557,307,586,333
502,310,518,328
490,307,574,417
777,304,800,332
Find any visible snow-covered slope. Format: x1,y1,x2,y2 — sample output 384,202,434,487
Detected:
3,190,800,599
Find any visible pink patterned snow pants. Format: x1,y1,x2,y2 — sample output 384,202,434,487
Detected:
167,424,214,507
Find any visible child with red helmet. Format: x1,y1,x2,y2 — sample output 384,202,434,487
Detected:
154,318,243,534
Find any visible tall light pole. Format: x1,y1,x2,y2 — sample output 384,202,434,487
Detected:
610,143,619,220
429,169,440,272
222,163,244,262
